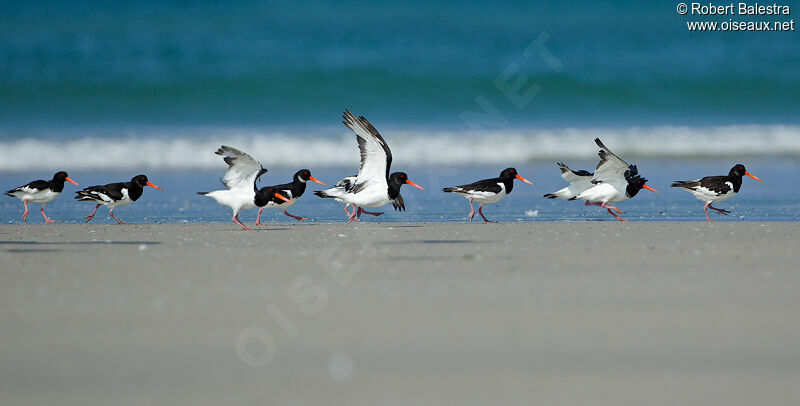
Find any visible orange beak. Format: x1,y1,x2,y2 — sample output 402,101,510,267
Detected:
515,174,533,185
146,181,163,191
309,176,326,185
274,192,293,203
405,179,424,190
65,177,78,186
745,171,763,182
643,184,659,193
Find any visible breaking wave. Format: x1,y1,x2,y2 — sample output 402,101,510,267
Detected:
1,125,798,171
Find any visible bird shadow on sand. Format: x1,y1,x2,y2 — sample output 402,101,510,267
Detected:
0,241,162,245
0,240,162,254
376,239,488,245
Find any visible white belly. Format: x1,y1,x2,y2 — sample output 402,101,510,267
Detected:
339,185,391,208
17,189,60,204
578,182,627,203
462,189,507,204
205,189,256,214
689,184,736,203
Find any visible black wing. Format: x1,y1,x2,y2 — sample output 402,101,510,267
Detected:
75,182,126,201
6,179,49,195
391,193,405,211
443,177,503,194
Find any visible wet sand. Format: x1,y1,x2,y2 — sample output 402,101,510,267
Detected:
1,222,799,405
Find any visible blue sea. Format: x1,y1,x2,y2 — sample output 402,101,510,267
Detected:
1,1,798,222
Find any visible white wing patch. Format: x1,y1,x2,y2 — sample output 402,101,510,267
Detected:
592,139,629,184
216,146,265,191
343,111,391,194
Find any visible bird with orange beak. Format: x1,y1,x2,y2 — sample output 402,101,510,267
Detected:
5,171,78,223
576,138,659,221
254,169,325,224
314,110,424,223
75,174,163,224
443,167,534,223
671,164,762,221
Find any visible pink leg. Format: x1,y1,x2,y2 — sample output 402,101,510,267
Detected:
356,207,363,220
361,209,383,216
347,207,360,223
233,214,252,230
708,203,730,215
284,209,308,222
600,202,626,221
85,204,101,223
600,202,624,214
41,205,55,223
109,209,127,225
22,201,29,223
467,198,475,222
343,204,352,218
704,203,715,222
255,207,265,226
478,206,497,223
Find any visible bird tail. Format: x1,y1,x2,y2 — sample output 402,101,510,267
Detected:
74,190,95,201
314,186,346,199
4,189,17,197
197,192,209,195
671,180,699,188
543,193,558,199
442,187,459,193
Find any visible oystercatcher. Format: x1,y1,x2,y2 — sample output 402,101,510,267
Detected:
198,146,268,230
5,171,78,223
313,110,423,223
327,176,386,219
543,162,593,201
443,168,533,223
254,186,294,225
575,138,658,221
671,164,762,221
254,169,325,225
75,174,162,224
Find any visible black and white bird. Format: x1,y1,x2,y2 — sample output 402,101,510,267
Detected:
5,171,78,223
254,169,325,225
543,162,594,201
198,146,271,230
75,174,162,224
314,110,423,223
443,168,533,223
326,175,386,219
575,138,658,221
671,164,762,221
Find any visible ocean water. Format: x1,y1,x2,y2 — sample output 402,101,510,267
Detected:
1,1,798,222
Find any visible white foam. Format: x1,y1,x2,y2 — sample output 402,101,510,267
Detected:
1,124,798,171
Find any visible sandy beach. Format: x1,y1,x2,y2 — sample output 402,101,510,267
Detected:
1,222,799,405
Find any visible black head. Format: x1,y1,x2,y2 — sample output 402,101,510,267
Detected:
131,174,163,190
623,165,657,197
389,172,409,185
498,167,533,186
132,175,149,186
389,172,424,190
295,169,312,182
728,163,762,182
53,171,69,181
499,167,518,179
729,164,747,177
293,169,325,185
48,171,78,190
